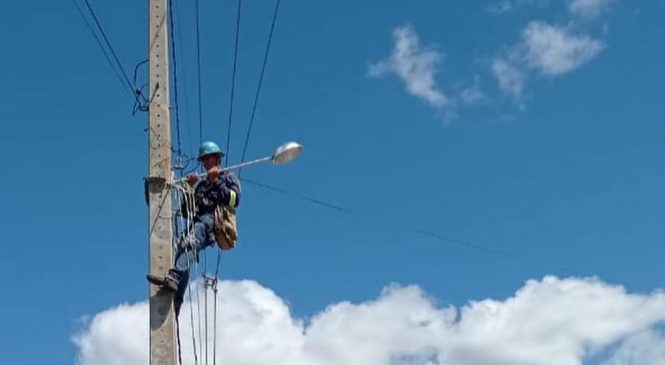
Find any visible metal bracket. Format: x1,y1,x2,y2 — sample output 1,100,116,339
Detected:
144,176,168,205
146,176,167,185
203,274,218,293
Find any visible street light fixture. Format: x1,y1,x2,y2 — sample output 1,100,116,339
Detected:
175,141,304,183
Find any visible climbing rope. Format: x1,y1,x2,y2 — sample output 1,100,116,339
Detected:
172,181,201,365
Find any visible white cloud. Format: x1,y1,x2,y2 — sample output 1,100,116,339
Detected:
488,0,515,14
602,330,665,365
522,21,604,76
73,276,665,365
459,77,488,106
491,0,613,101
488,0,550,14
492,21,605,99
73,302,149,365
369,25,450,109
369,25,488,122
487,0,610,18
492,57,526,98
569,0,614,19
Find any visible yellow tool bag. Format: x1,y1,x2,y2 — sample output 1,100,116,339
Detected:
214,205,238,250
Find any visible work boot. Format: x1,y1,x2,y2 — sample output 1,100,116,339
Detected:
146,270,180,292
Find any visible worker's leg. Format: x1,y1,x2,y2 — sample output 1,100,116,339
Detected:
147,213,214,314
170,213,214,313
174,213,214,271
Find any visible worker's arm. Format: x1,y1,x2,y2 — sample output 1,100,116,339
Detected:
211,172,241,208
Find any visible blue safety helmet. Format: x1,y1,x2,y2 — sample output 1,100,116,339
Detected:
198,141,224,160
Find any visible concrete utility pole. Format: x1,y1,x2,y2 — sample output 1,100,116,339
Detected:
147,0,176,364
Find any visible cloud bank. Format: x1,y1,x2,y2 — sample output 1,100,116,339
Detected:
73,276,665,365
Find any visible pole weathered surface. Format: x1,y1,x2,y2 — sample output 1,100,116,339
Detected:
148,0,176,364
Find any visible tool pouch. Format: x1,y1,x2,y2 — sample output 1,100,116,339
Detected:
214,205,238,250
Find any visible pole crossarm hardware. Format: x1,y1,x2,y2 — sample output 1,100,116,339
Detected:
147,0,177,364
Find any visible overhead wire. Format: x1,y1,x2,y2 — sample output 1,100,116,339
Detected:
240,177,537,266
195,0,204,143
203,261,209,365
74,0,144,107
238,0,282,176
73,0,127,95
168,0,183,159
81,0,137,95
176,0,207,357
211,254,221,365
195,246,204,363
184,0,208,352
171,1,282,363
213,1,243,364
224,0,242,166
171,1,196,160
166,11,192,360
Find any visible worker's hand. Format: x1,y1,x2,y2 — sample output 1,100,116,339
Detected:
207,166,221,182
186,174,199,186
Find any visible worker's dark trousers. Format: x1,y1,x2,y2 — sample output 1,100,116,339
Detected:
171,213,215,314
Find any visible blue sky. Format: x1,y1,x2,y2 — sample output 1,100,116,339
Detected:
1,0,664,364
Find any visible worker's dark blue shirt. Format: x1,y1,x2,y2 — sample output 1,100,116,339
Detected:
186,170,241,218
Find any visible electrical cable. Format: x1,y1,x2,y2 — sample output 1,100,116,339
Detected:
238,0,281,176
240,177,536,265
73,0,136,101
195,0,204,143
81,0,135,94
168,0,183,158
225,0,242,165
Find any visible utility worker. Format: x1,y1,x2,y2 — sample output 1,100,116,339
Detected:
147,141,241,314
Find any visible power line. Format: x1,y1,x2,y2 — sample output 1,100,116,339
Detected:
225,0,242,164
168,0,183,158
239,0,282,172
73,0,134,99
214,4,245,361
216,2,243,356
74,0,151,114
240,177,536,265
195,0,204,143
212,254,221,365
81,0,135,95
167,0,195,157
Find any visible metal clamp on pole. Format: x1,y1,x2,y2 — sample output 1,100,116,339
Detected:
144,176,168,205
